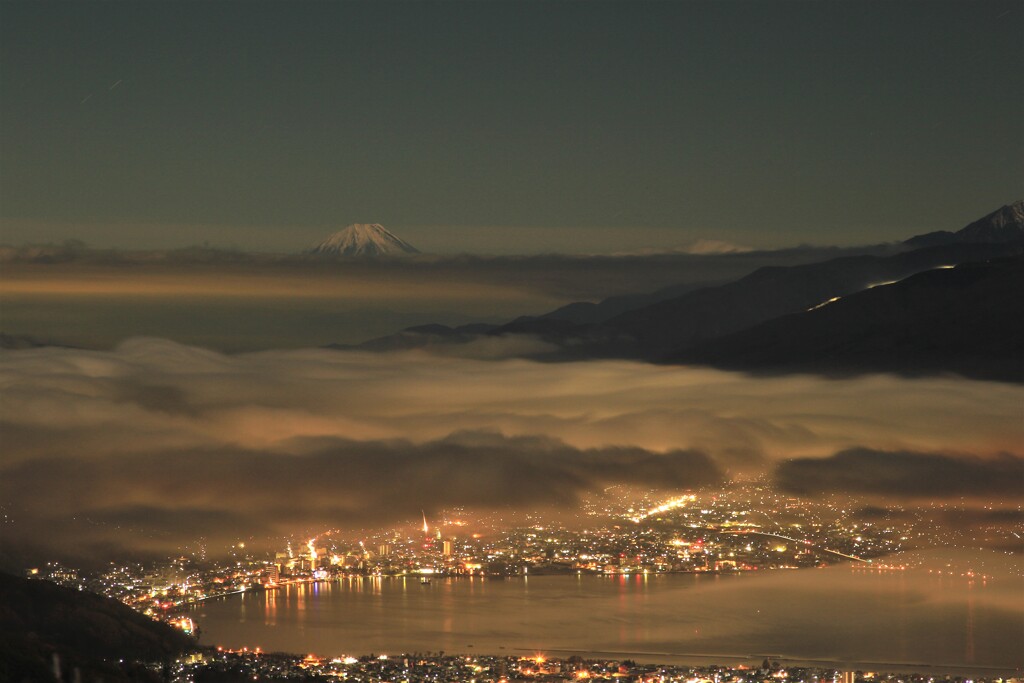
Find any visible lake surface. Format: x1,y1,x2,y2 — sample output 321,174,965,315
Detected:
191,570,1023,673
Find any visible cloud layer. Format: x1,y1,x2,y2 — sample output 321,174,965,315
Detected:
1,338,1021,563
777,448,1024,497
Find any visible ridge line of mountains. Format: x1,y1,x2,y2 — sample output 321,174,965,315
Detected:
340,201,1024,383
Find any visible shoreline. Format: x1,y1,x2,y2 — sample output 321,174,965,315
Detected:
516,648,1021,676
193,645,1023,678
182,574,1023,676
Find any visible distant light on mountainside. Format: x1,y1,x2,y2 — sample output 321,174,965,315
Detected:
307,224,420,257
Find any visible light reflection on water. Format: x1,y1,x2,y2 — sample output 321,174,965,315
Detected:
195,571,1023,672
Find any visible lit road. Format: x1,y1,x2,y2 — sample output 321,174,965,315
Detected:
722,529,869,563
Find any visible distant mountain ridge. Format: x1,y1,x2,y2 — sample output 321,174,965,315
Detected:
675,255,1024,382
307,223,420,257
904,200,1024,248
597,241,1022,357
477,240,1022,360
337,201,1024,383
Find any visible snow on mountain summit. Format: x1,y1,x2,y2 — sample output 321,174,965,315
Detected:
307,224,420,257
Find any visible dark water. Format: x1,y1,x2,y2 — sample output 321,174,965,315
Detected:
191,570,1023,673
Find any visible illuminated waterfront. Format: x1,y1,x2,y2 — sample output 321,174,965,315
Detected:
191,570,1023,673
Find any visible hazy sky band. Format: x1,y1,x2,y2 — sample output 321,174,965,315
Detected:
1,0,1021,253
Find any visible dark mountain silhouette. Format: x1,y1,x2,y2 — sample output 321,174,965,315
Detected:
481,240,1024,360
598,241,1023,358
0,572,195,683
333,323,499,352
674,256,1024,383
521,243,907,326
904,200,1023,248
335,201,1024,381
502,206,1022,335
345,239,1023,364
536,280,710,325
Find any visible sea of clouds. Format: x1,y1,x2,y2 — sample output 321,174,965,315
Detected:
1,338,1020,563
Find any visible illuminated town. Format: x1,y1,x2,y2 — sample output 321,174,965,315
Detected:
21,479,1020,683
166,649,1014,683
27,480,1021,614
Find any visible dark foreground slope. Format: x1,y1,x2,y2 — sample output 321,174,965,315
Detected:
674,256,1024,383
0,572,195,683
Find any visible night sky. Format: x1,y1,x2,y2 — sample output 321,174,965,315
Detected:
2,0,1021,253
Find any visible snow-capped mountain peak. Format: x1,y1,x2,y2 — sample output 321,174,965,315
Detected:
307,224,420,257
